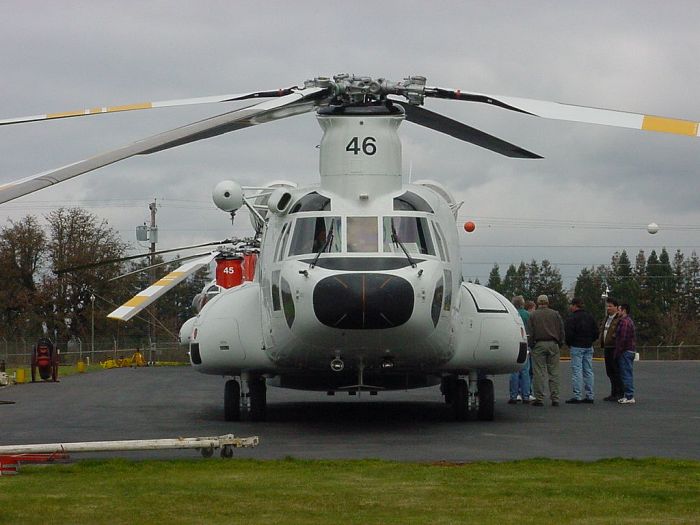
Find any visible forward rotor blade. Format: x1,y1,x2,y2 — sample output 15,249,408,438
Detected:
0,87,329,205
399,102,542,159
107,251,219,322
0,88,296,126
425,87,700,137
54,239,235,274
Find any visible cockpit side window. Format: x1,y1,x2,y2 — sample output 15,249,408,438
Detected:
289,192,331,213
431,220,446,262
382,216,436,256
434,222,450,262
347,217,379,253
288,216,341,256
393,191,434,213
274,223,290,262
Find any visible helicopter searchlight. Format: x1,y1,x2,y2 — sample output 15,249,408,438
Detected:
212,180,244,213
2,73,698,423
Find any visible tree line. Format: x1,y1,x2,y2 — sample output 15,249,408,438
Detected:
486,249,700,346
3,207,698,348
0,209,209,347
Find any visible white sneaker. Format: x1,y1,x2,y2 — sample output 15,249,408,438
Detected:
516,394,522,401
618,397,636,404
528,395,536,402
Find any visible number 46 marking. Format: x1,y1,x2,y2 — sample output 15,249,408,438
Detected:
346,136,377,155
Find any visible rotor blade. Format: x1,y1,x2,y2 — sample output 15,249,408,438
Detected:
108,251,216,282
0,87,329,205
425,87,700,138
0,88,296,127
399,102,542,159
107,251,219,322
54,239,235,274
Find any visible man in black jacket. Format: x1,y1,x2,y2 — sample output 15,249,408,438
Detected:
564,297,599,404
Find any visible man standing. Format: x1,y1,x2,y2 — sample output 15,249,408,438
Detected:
528,295,565,407
615,303,637,404
564,298,598,404
508,296,532,404
599,298,623,401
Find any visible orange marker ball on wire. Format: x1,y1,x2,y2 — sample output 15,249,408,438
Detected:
464,221,476,233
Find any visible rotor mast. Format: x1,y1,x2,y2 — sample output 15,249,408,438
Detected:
307,75,428,200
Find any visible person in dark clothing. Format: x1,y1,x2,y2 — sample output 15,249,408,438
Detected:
564,297,599,404
615,303,637,404
599,298,623,401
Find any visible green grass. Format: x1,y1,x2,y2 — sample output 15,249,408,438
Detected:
4,363,104,381
1,458,698,524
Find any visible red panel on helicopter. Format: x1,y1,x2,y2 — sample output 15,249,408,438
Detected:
242,253,257,282
215,255,244,289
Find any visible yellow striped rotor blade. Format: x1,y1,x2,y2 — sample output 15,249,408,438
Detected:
426,88,700,138
107,252,218,322
0,88,294,126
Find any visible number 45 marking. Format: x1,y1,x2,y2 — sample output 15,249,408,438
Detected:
346,136,377,156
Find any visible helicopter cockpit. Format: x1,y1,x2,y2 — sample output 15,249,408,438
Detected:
279,214,446,258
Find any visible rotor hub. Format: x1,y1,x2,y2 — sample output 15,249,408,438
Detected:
304,74,427,105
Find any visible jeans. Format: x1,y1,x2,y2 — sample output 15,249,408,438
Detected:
617,351,635,399
509,354,532,399
569,346,594,400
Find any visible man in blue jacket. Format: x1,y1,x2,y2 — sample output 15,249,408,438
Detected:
564,297,599,404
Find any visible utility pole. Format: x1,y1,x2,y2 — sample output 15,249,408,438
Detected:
148,200,158,358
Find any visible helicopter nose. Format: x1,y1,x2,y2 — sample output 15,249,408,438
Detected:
313,273,414,329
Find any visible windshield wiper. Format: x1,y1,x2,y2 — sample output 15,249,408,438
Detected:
391,219,417,268
310,220,335,269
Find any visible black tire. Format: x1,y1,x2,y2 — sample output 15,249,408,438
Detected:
224,379,241,421
477,378,495,421
441,376,455,405
249,377,267,422
453,378,469,421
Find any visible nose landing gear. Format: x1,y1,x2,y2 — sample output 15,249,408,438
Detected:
223,374,267,422
441,372,494,421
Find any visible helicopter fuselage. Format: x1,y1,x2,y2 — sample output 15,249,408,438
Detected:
188,103,527,391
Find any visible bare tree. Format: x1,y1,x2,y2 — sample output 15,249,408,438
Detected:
43,208,130,343
0,216,46,337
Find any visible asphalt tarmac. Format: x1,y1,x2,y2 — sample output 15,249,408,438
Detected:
1,361,698,462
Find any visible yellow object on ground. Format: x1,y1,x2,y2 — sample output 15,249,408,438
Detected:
131,351,147,367
76,360,86,373
15,369,26,384
100,350,149,369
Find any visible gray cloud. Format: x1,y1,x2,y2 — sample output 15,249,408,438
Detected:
1,0,699,284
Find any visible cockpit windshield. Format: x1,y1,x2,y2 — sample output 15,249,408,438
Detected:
382,216,436,255
288,216,342,256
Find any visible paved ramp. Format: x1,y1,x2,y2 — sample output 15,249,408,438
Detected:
1,361,698,461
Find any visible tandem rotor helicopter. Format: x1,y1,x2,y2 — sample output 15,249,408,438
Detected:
1,74,698,421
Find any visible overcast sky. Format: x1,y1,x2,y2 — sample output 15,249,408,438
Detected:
1,0,699,288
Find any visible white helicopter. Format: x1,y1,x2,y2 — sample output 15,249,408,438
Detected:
1,74,697,422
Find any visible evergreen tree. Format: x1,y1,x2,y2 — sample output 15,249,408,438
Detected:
574,267,606,324
487,264,502,292
501,264,518,300
525,260,540,300
538,260,567,314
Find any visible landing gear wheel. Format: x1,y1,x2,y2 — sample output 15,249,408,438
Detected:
441,376,455,405
249,376,267,422
220,445,234,459
477,378,495,421
453,378,469,421
200,447,214,458
224,379,241,422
